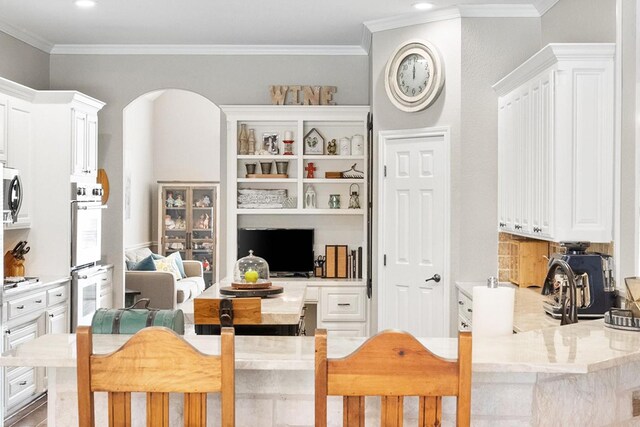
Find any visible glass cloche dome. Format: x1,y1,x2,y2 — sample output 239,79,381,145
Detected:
233,250,270,284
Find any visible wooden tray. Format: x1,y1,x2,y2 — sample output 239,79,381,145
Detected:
219,285,283,298
230,281,272,290
246,174,288,178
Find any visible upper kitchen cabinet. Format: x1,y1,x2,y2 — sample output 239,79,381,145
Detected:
0,94,8,163
493,44,615,243
71,109,99,178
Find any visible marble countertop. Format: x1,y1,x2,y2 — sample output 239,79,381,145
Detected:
3,275,71,298
181,281,306,325
3,319,640,374
456,281,558,332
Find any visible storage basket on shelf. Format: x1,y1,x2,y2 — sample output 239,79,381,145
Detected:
91,299,185,335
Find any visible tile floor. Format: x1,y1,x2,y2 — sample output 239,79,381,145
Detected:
5,394,47,427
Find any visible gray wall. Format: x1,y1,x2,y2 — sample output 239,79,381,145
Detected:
49,54,369,306
0,32,49,89
460,17,541,280
541,0,616,45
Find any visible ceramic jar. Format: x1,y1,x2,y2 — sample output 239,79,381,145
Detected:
339,137,351,155
351,134,364,156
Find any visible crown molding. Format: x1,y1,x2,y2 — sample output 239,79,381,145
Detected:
457,4,540,17
360,25,372,55
364,7,462,33
49,44,367,55
534,0,561,15
0,18,53,53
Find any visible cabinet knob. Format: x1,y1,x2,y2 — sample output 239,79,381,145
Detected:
5,329,10,334
458,300,464,305
467,308,473,313
49,314,54,318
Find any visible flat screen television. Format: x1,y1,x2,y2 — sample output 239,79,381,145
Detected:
237,228,314,276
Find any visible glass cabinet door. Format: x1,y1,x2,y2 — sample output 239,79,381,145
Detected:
158,183,218,289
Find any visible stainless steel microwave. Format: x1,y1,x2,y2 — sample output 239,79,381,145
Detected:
3,166,22,223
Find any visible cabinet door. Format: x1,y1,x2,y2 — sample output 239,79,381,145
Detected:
86,114,98,176
537,72,554,236
6,98,32,228
0,95,8,164
47,305,69,334
501,95,516,230
71,109,88,176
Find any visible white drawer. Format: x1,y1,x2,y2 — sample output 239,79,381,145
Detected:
7,291,46,320
96,269,112,288
458,315,472,332
47,285,69,307
457,290,473,319
6,368,36,410
305,286,319,303
320,287,366,322
319,321,367,337
6,321,38,350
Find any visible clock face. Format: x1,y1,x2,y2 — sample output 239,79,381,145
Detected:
384,40,445,112
397,53,431,98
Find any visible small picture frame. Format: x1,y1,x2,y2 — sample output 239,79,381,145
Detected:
262,133,280,155
304,128,324,155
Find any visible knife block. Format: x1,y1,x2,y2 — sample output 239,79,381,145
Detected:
4,251,25,277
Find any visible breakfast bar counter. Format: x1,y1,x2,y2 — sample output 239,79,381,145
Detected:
4,320,640,425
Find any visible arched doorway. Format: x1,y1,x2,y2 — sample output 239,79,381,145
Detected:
120,89,222,307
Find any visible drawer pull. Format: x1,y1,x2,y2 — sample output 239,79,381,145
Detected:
35,300,43,304
16,305,24,310
49,314,54,318
467,308,472,313
337,303,351,307
55,293,63,297
461,321,468,328
458,300,464,305
18,381,27,386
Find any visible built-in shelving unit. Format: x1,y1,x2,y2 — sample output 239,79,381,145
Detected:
224,105,370,336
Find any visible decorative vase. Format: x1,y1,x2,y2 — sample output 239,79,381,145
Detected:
239,124,249,155
260,161,273,174
328,194,341,209
275,161,289,175
245,163,257,175
248,129,256,155
339,137,351,155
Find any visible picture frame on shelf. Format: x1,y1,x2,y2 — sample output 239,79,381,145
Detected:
304,127,324,155
262,133,280,155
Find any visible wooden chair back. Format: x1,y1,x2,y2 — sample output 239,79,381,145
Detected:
315,329,472,427
76,326,235,426
194,297,261,325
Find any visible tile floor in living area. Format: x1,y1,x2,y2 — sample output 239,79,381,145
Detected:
5,394,47,427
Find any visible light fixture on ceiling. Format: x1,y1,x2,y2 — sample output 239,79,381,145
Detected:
413,2,434,10
74,0,96,8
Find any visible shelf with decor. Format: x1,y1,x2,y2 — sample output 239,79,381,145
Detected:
224,105,369,297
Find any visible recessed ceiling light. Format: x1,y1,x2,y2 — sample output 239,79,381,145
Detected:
413,2,434,10
74,0,96,8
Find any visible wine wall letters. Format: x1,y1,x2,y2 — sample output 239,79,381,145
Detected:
269,85,337,105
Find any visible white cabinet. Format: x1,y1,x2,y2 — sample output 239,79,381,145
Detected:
5,97,32,229
97,265,114,309
71,109,98,178
494,44,615,242
46,304,69,334
3,318,42,413
0,94,8,163
304,283,368,336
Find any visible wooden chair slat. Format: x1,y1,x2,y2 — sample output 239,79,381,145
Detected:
146,392,169,427
77,326,236,427
184,393,207,426
108,392,131,427
194,298,261,325
343,396,364,427
315,330,471,427
419,396,441,427
221,327,235,427
381,396,403,427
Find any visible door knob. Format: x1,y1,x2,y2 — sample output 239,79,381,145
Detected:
425,274,441,283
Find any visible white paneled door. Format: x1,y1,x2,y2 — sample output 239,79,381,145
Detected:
378,128,449,337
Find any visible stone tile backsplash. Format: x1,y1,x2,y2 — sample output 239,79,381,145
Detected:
498,232,614,285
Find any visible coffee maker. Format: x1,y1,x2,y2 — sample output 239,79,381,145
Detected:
542,242,616,319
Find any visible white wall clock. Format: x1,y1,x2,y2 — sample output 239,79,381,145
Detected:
384,39,445,112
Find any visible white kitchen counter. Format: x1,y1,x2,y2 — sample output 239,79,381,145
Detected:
456,281,559,332
4,320,640,425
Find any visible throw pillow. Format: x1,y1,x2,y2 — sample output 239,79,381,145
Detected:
128,254,157,271
167,251,187,279
154,258,181,281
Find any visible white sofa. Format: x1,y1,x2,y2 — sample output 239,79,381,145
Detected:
124,248,205,309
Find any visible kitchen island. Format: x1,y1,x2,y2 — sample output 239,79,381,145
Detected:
3,320,640,426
